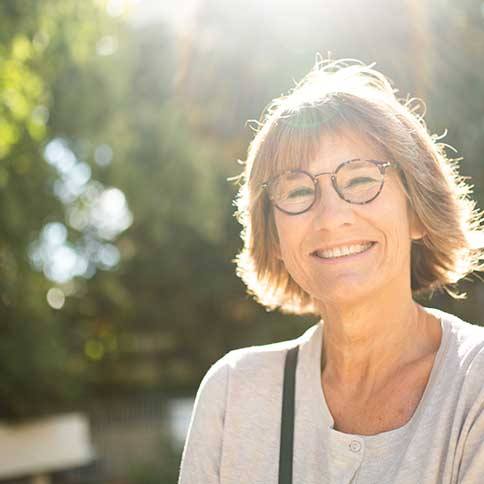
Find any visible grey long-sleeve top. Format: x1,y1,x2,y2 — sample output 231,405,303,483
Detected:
177,307,484,483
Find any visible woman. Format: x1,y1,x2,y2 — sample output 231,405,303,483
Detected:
178,58,484,483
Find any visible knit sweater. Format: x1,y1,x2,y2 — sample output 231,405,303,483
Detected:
177,306,484,483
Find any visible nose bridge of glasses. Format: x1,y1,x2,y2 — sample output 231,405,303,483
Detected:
312,171,346,209
313,171,339,193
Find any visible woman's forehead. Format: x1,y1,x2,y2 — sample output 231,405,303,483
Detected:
308,132,387,171
270,127,386,175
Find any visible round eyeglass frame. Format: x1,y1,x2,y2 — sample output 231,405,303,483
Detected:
261,158,399,215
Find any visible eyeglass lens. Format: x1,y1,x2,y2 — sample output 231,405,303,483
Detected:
269,160,384,214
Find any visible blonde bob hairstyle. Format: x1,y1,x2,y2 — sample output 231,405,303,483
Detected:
232,57,484,316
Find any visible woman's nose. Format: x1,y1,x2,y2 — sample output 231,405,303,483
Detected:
310,176,356,230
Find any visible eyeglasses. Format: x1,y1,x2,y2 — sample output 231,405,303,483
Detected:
261,158,398,215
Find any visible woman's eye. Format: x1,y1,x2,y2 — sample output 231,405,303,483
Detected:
288,188,313,198
346,177,374,187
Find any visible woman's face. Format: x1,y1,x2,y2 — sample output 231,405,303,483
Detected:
272,129,425,308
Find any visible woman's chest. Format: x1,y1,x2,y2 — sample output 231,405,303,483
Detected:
322,357,435,436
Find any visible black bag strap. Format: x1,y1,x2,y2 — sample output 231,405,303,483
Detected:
278,345,299,484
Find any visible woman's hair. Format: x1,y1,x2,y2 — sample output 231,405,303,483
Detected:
231,56,484,316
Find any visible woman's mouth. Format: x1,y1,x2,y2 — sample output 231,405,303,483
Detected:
311,241,377,264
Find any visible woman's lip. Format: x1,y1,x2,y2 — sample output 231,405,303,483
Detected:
311,241,377,264
310,240,376,255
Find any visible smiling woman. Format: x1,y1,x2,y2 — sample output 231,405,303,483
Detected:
177,57,484,484
234,61,484,315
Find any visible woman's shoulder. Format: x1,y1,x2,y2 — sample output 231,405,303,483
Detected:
205,322,320,383
216,336,297,378
191,336,296,410
430,306,484,387
426,306,484,346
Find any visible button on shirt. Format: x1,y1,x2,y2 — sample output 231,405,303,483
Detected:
349,440,361,453
178,307,484,484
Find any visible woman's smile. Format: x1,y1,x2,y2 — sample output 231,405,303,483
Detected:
310,241,377,265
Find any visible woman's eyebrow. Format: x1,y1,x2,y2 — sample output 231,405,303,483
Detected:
309,157,362,173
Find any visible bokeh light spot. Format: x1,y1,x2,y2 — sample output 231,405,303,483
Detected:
46,287,65,309
96,35,118,56
94,144,113,166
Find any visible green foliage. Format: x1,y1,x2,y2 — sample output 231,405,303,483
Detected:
0,0,115,420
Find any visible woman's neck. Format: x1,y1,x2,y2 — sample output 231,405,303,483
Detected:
318,299,440,399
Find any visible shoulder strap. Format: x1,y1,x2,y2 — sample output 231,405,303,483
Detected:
278,345,299,484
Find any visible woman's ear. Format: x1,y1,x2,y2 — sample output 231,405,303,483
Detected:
409,206,426,241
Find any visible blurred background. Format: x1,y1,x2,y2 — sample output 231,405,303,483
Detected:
0,0,484,482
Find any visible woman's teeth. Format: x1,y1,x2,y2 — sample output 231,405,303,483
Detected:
315,242,374,259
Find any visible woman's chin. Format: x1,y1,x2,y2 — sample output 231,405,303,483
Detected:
311,283,373,308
